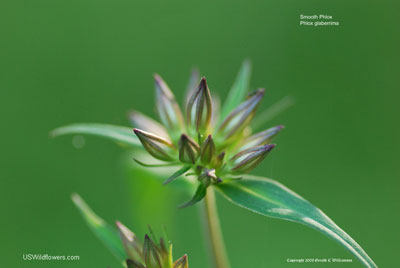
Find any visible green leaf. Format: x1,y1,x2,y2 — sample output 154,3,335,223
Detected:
163,165,191,185
71,193,126,263
216,175,377,268
178,183,208,208
51,123,140,147
126,151,197,195
133,158,181,168
220,60,252,120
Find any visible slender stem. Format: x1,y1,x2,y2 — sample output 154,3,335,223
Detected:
203,186,231,268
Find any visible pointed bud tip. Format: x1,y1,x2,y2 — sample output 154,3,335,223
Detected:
230,144,276,173
179,134,200,163
180,134,195,143
248,88,265,98
200,76,207,84
70,192,79,200
153,73,161,81
256,88,266,96
133,128,145,136
154,73,167,89
264,144,276,151
70,193,83,207
115,221,129,232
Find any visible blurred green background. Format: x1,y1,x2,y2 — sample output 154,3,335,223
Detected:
1,0,399,267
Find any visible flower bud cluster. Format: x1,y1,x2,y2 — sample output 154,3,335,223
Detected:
117,222,188,268
132,69,283,206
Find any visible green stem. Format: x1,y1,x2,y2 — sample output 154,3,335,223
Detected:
203,186,231,268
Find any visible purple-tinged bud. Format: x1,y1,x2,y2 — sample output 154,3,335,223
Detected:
173,254,189,268
230,144,275,173
154,74,185,131
187,77,212,132
143,234,162,268
116,221,142,261
213,151,226,170
129,111,169,140
238,125,284,151
133,128,174,161
184,68,200,110
200,135,216,164
218,89,265,139
178,134,200,164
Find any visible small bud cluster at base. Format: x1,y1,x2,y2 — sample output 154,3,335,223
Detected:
117,222,189,268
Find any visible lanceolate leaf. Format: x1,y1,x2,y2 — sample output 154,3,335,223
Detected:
51,123,140,147
163,165,191,185
216,175,377,268
71,193,126,263
220,60,252,120
127,151,197,195
179,183,208,209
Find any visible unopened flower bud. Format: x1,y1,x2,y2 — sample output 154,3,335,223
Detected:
143,234,162,268
238,125,284,151
134,128,174,161
116,221,142,261
213,151,225,170
173,254,188,268
154,74,185,131
187,77,212,132
200,134,215,164
219,89,265,139
129,111,170,140
178,134,200,164
230,144,275,173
